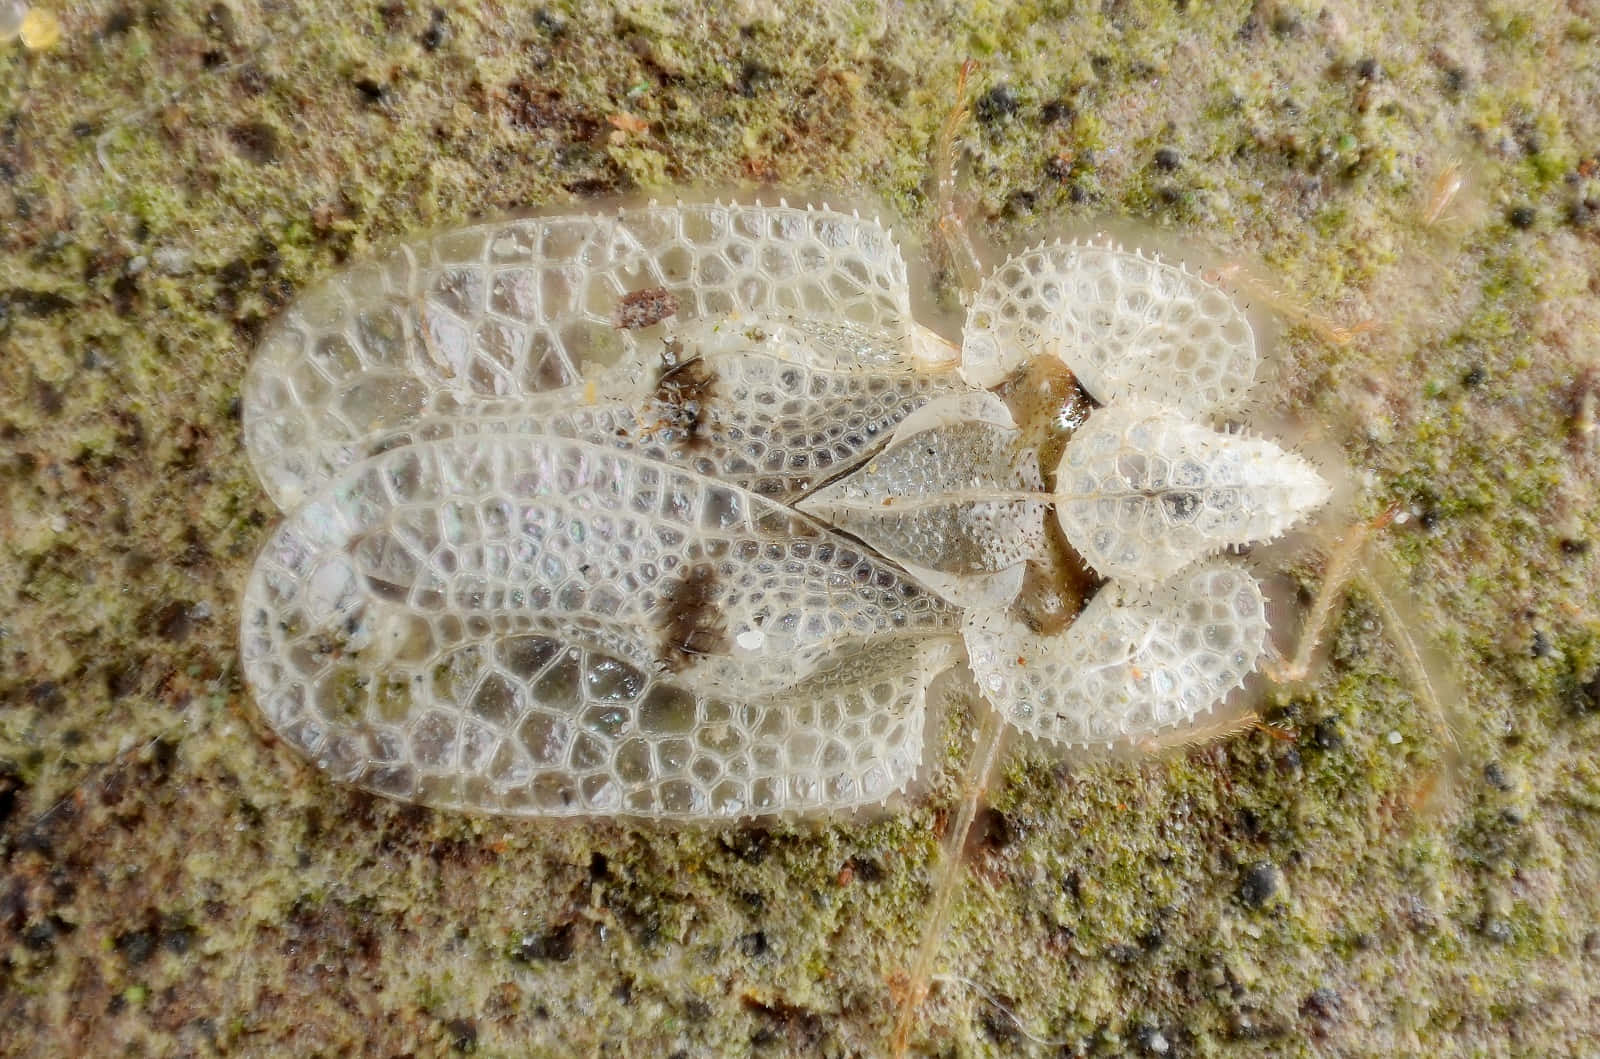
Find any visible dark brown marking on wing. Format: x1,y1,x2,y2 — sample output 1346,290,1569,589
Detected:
656,562,729,672
648,351,720,451
615,286,679,330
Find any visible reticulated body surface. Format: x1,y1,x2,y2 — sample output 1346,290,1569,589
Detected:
240,205,1331,817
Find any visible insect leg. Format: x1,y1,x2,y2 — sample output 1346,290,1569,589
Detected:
1278,506,1398,683
933,60,985,297
889,700,1007,1058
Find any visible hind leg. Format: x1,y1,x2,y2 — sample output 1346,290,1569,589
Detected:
931,59,985,298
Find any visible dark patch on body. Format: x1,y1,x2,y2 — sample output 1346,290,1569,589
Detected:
655,562,728,672
1013,539,1101,639
614,286,678,330
993,354,1098,474
986,357,1105,635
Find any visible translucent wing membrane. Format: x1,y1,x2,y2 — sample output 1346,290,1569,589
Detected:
1054,402,1332,583
798,391,1045,608
960,241,1258,413
239,433,960,817
963,563,1270,746
243,204,916,508
239,201,1330,817
331,326,966,503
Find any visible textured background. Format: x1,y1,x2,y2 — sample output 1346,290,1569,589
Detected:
3,1,1599,1055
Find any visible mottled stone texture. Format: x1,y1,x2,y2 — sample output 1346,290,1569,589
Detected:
2,1,1598,1055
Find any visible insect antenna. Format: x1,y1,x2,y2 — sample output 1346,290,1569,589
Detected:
1272,505,1465,796
1207,261,1380,347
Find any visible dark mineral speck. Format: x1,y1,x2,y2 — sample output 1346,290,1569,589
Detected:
1238,862,1280,907
1106,942,1142,965
1040,99,1075,125
421,7,449,50
1002,189,1037,218
1301,986,1342,1020
736,60,776,98
847,856,884,884
0,761,24,827
978,1000,1021,1045
228,122,280,165
444,1017,477,1052
115,927,158,966
102,8,134,35
719,827,772,864
26,682,63,709
1574,671,1600,713
533,8,566,36
976,84,1019,125
354,78,389,105
1310,717,1344,751
513,922,576,962
1483,761,1513,791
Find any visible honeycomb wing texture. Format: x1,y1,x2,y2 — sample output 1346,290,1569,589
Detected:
1055,402,1332,583
239,432,962,818
961,242,1258,413
649,336,968,498
242,204,914,509
799,417,1045,585
962,563,1270,746
307,328,966,507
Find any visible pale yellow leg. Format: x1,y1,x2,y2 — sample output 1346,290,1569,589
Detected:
932,60,985,297
889,701,1007,1059
1273,507,1397,684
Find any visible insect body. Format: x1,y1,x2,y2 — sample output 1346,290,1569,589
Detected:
238,202,1330,818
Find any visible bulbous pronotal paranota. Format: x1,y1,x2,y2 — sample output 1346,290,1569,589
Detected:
239,203,1330,819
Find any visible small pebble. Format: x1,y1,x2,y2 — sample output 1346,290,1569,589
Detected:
20,6,60,50
1239,861,1280,907
152,248,194,276
1387,730,1403,744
